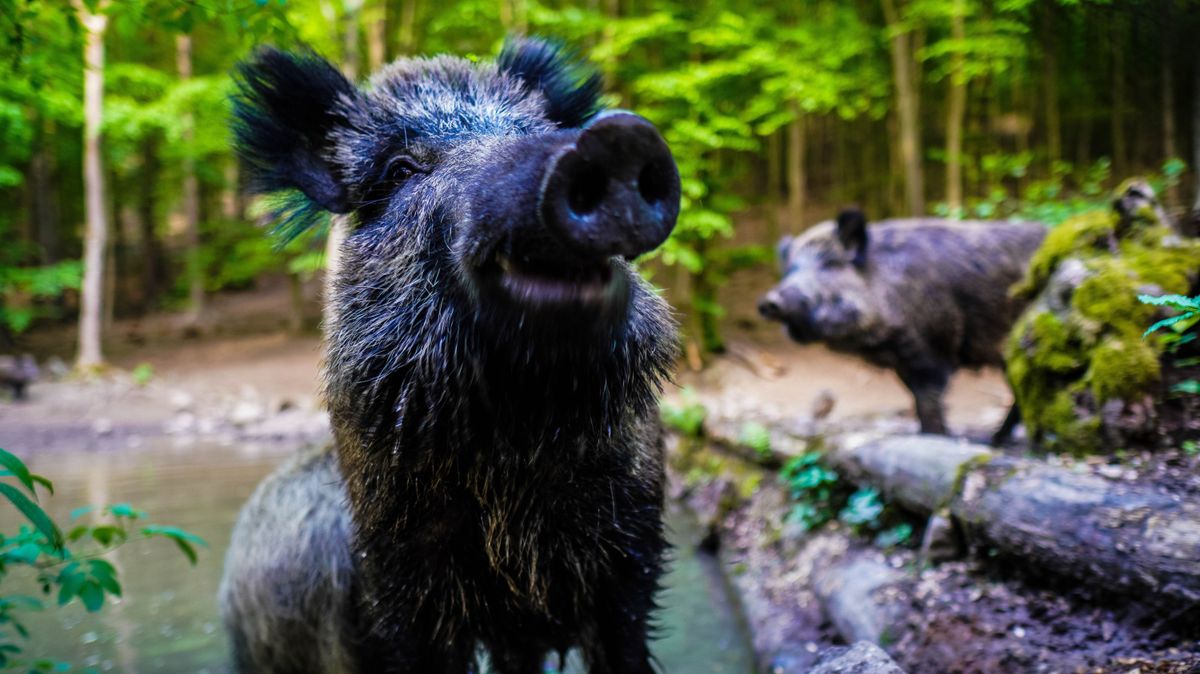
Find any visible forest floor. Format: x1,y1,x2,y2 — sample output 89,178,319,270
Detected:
3,277,1199,674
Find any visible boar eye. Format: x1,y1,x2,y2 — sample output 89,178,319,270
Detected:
381,155,427,184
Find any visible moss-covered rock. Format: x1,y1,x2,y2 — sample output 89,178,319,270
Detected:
1005,181,1200,453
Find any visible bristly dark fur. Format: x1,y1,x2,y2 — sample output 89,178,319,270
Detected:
220,37,679,674
496,38,602,129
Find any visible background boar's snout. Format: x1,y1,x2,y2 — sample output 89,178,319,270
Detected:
540,112,680,259
758,290,786,321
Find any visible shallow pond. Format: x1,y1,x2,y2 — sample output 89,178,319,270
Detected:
6,440,756,673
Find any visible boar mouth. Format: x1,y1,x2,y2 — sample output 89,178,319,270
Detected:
490,252,622,307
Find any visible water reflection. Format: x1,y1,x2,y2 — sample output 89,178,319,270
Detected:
7,442,755,673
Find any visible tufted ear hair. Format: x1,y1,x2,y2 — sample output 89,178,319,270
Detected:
497,37,603,129
835,207,869,267
232,47,360,222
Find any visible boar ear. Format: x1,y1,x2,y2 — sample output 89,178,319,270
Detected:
233,47,360,224
836,208,869,266
498,37,603,128
776,235,794,266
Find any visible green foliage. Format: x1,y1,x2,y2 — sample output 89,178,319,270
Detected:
660,387,707,438
738,422,771,459
778,453,913,547
130,362,154,386
0,449,204,670
0,261,82,334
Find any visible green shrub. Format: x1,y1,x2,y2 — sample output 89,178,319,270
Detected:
0,448,204,671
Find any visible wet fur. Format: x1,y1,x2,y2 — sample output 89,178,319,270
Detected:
219,39,677,674
771,217,1045,434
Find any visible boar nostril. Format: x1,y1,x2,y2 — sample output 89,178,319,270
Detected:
637,159,671,205
758,297,782,320
566,161,608,216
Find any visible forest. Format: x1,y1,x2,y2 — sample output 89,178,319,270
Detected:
3,0,1199,358
1,1,1200,673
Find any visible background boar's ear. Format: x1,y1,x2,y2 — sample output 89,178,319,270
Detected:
836,208,869,266
232,47,359,224
776,235,794,266
498,37,603,128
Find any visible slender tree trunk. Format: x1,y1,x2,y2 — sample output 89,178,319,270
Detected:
366,0,387,71
765,129,781,242
74,0,109,370
1112,16,1128,175
177,33,204,326
945,0,966,216
103,183,118,333
499,0,526,32
1160,0,1179,208
138,139,162,312
221,160,241,221
1193,51,1200,214
882,0,924,216
785,104,807,233
30,119,58,263
397,0,419,55
1041,6,1062,164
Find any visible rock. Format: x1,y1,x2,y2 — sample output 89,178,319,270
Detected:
807,642,907,674
229,400,265,426
168,390,194,412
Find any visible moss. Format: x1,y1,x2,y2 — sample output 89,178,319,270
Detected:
1014,210,1114,299
1005,186,1200,454
1087,337,1160,403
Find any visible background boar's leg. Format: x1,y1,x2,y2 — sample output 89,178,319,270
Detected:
990,403,1022,447
898,367,950,435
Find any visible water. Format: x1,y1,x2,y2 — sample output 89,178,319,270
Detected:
6,441,756,673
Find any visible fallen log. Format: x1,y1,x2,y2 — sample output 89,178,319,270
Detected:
688,424,1200,603
811,556,908,647
830,434,1200,603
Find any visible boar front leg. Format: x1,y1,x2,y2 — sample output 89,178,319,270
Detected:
898,366,949,435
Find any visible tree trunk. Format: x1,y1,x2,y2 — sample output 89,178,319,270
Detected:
785,104,806,233
138,138,162,312
177,33,205,327
1160,0,1179,208
1112,16,1128,176
74,0,109,370
882,0,924,216
945,0,966,216
221,160,241,221
1193,50,1200,214
366,0,387,71
765,129,781,243
1041,5,1062,164
30,119,58,263
397,0,419,55
830,435,1200,604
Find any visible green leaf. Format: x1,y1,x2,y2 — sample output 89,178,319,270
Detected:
70,506,96,521
0,448,40,499
0,484,61,549
88,560,121,596
78,580,105,612
108,503,146,519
